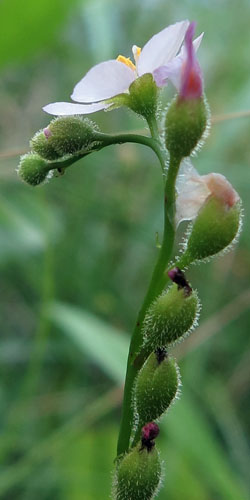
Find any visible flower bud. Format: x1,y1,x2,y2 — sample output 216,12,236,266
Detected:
114,443,161,500
135,350,179,424
143,284,199,348
165,96,207,158
183,195,241,263
44,116,99,156
17,153,50,186
127,73,158,121
30,130,60,160
164,22,208,158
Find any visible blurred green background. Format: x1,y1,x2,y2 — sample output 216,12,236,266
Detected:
1,0,250,498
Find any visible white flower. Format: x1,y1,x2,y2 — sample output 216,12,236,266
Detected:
175,159,240,226
153,23,203,93
43,20,192,116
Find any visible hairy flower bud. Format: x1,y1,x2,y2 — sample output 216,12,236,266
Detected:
143,284,199,348
127,74,158,120
182,195,241,263
44,116,99,156
114,443,161,500
135,350,179,424
30,130,60,160
18,153,50,186
163,22,208,158
165,96,207,158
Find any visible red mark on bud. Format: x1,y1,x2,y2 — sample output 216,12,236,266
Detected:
168,267,192,296
141,422,159,451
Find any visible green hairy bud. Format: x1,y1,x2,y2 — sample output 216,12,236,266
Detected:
30,130,60,160
44,116,99,156
128,74,158,120
135,350,179,424
18,153,50,186
165,96,207,158
114,445,161,500
143,284,199,348
183,196,241,263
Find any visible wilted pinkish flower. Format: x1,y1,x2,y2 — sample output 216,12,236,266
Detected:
175,160,240,225
154,21,203,98
141,422,159,450
43,20,192,116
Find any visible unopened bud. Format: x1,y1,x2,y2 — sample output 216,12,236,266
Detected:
30,130,60,160
164,22,208,158
44,116,99,156
127,74,158,121
135,351,179,424
183,195,241,263
17,153,50,186
165,96,207,158
143,284,199,348
114,443,161,500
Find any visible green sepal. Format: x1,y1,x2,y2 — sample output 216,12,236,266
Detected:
182,197,241,263
105,93,130,111
18,153,50,186
114,444,161,500
165,96,207,158
143,284,199,348
135,351,179,424
127,74,158,120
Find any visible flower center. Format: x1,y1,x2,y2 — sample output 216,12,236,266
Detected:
116,45,141,72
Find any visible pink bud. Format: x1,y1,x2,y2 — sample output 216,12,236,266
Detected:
43,127,52,139
180,22,203,100
167,267,179,281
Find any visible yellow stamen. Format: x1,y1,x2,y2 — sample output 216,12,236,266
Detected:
116,55,136,71
132,45,141,66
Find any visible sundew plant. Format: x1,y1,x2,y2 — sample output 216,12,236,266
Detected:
18,19,242,499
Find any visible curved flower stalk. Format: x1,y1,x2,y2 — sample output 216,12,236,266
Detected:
17,18,243,500
43,20,204,117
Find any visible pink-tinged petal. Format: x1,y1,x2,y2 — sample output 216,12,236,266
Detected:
153,33,204,89
175,161,240,226
202,173,240,208
175,160,210,225
43,101,111,116
153,57,182,88
180,22,203,99
192,32,204,52
71,60,135,103
138,20,189,76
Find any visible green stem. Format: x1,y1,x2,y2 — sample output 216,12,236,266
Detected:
147,115,160,141
48,126,180,455
117,154,181,456
47,132,164,172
